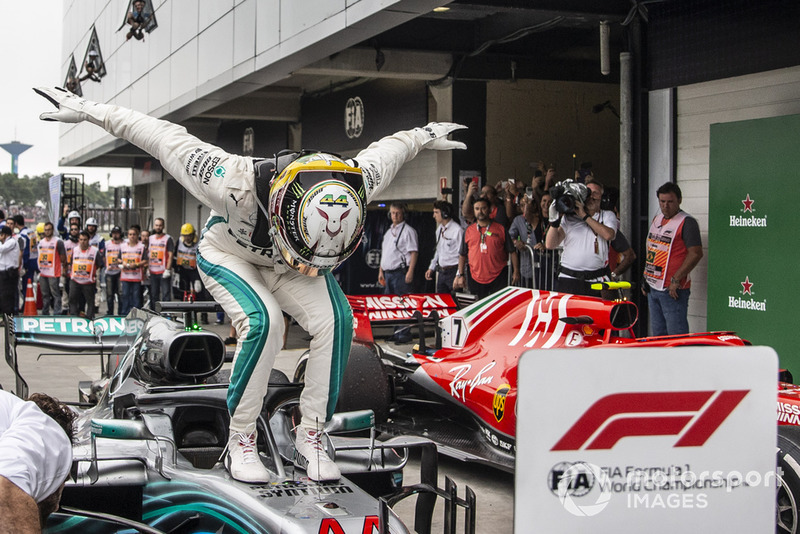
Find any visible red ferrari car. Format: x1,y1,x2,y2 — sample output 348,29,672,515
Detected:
293,286,800,532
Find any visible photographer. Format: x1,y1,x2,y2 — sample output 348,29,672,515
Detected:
545,180,617,296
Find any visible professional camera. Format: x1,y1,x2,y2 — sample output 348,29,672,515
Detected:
549,179,590,215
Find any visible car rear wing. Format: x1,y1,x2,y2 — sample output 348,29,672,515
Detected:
3,313,135,399
348,294,457,343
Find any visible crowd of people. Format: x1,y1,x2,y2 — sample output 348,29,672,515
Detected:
0,164,698,342
0,206,214,323
381,165,700,337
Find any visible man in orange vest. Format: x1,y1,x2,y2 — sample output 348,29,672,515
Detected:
120,226,148,316
642,182,703,335
67,231,103,319
148,217,174,309
37,222,67,315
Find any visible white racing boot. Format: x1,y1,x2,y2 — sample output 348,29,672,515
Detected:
223,427,271,483
294,426,341,482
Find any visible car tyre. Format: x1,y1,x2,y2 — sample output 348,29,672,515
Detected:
294,342,391,423
777,425,800,533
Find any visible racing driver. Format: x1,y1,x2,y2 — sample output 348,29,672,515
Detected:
35,86,466,484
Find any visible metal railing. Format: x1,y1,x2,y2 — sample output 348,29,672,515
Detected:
508,245,560,291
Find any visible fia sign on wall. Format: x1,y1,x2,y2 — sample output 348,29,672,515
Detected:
515,346,776,533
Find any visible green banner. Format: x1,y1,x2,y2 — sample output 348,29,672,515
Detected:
708,114,800,371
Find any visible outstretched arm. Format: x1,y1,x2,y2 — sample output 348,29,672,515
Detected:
34,87,247,214
354,123,467,203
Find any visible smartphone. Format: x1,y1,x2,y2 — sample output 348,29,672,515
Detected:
508,178,515,184
526,186,533,199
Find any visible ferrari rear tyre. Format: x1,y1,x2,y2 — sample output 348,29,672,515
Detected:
336,342,391,423
293,342,391,423
777,425,800,533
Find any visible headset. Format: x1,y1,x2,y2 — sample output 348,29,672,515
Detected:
434,200,453,220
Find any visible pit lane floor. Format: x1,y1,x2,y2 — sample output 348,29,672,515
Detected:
0,318,514,534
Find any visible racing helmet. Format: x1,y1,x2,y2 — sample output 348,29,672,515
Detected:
180,223,195,236
268,153,366,277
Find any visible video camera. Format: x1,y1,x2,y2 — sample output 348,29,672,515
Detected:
549,179,590,215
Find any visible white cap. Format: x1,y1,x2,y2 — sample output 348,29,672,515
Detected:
85,217,98,227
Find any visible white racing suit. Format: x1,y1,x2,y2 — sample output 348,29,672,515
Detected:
98,106,446,433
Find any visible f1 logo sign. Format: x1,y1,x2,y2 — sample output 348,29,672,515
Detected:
551,390,749,451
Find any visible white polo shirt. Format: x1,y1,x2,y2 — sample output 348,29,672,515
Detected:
0,391,72,502
380,221,418,271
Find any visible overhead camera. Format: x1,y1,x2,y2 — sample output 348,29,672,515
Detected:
549,179,590,215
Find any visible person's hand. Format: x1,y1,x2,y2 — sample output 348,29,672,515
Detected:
505,181,517,195
405,270,413,284
34,86,110,126
511,269,520,285
534,242,545,252
548,200,561,227
574,200,587,220
377,271,385,287
417,123,468,151
668,278,679,299
425,269,434,281
514,239,525,251
466,180,477,196
62,205,69,216
453,274,464,290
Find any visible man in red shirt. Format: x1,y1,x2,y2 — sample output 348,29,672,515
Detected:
642,182,703,335
454,197,519,300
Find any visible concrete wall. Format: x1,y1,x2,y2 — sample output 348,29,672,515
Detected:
674,65,800,331
485,79,620,187
59,0,442,165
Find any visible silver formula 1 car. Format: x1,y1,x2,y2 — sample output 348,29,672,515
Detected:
3,304,475,534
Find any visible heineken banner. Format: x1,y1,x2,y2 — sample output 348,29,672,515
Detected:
708,113,799,370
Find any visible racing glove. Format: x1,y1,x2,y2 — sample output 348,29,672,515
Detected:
548,200,562,228
162,269,171,280
33,86,111,126
416,122,468,151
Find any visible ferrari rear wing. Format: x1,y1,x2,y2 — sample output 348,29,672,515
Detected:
348,294,457,343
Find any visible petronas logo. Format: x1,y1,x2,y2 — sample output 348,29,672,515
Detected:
291,183,305,197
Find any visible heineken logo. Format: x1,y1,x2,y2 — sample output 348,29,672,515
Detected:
729,193,766,227
741,276,753,295
742,193,754,212
727,276,766,312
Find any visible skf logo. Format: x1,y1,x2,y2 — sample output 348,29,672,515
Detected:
493,384,511,422
551,390,748,451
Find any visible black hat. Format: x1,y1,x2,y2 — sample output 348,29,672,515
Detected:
110,226,122,235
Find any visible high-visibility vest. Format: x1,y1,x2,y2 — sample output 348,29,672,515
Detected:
38,237,63,278
120,242,145,282
71,246,99,285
